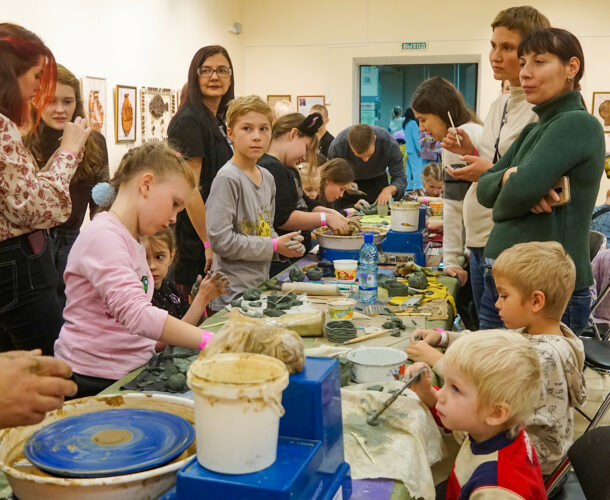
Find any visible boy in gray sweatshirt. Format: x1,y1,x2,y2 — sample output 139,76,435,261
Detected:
206,96,303,309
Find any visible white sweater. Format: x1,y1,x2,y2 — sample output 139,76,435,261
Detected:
463,86,538,250
441,122,483,270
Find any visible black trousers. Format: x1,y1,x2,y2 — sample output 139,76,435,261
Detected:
0,231,63,355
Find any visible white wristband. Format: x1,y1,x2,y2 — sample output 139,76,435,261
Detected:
435,329,448,347
320,212,327,226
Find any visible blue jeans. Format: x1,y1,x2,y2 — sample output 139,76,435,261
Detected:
50,227,80,311
0,231,63,355
468,247,485,316
560,288,591,335
479,260,592,334
478,261,504,330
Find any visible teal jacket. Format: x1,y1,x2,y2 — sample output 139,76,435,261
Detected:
477,91,605,289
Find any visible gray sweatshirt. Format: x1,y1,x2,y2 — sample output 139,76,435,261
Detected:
206,161,277,308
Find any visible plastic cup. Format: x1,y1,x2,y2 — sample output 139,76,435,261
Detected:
377,204,389,217
328,298,356,321
333,259,358,282
429,200,443,216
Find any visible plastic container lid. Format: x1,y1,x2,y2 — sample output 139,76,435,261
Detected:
363,233,374,244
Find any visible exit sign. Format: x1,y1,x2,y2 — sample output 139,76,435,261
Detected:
402,42,428,51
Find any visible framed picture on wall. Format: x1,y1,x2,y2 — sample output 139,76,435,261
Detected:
140,87,177,142
592,92,610,133
296,95,325,116
267,94,291,108
81,76,107,137
114,85,137,143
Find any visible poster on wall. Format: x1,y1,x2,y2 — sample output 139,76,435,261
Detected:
114,85,137,143
267,95,291,108
81,76,106,137
296,95,325,117
592,92,610,133
141,87,176,142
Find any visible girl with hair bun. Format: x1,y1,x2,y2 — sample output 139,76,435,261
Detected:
0,23,90,355
54,142,229,398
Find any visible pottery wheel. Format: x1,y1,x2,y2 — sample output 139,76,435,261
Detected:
23,409,194,478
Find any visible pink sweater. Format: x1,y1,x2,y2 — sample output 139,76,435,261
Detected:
55,212,168,380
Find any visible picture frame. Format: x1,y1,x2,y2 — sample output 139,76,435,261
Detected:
296,95,325,116
592,92,610,133
114,85,137,143
140,87,177,142
267,94,291,108
81,76,107,137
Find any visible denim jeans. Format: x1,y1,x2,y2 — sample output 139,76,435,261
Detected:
0,231,63,355
479,260,592,334
478,261,504,330
468,247,485,316
560,288,591,335
50,227,80,311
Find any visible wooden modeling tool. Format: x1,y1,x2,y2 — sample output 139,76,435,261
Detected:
447,111,461,147
343,329,393,345
367,366,428,426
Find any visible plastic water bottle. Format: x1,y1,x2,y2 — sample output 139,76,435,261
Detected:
357,233,378,303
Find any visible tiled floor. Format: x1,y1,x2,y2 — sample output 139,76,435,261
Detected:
574,367,610,437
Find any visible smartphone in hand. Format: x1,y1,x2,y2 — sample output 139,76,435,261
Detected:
547,176,570,207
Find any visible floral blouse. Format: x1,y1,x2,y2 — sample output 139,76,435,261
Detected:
0,112,78,241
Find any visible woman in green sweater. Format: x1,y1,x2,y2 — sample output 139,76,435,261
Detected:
477,28,605,334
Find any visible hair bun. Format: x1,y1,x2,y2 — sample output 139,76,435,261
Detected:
297,112,323,137
91,182,117,207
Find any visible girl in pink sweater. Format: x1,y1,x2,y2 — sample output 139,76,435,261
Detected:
54,142,228,397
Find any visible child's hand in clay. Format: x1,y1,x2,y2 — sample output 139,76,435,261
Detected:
403,362,437,409
277,232,305,258
406,340,443,367
410,328,442,345
196,272,230,302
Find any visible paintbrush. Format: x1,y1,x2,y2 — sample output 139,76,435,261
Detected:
367,366,427,426
447,111,461,147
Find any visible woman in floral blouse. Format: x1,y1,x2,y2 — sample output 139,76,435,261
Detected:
0,23,90,355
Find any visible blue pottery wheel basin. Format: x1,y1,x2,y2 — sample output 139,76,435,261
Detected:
23,408,195,478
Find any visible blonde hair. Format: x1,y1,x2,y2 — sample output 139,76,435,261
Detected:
273,99,294,120
298,162,320,195
347,124,375,154
226,95,273,129
310,103,328,119
493,241,576,318
422,162,443,183
491,6,550,38
445,330,542,437
111,142,195,194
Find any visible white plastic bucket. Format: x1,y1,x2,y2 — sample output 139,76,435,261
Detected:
347,347,407,383
187,353,289,474
390,201,419,232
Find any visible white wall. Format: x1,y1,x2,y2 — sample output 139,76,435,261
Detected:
241,0,610,200
2,0,244,172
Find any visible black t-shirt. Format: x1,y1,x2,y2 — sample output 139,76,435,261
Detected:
167,105,233,285
258,154,314,250
152,280,189,319
319,130,334,158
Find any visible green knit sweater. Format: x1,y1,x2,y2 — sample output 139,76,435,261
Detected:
477,91,605,289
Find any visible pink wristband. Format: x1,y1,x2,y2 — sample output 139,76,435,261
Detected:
199,329,214,350
422,196,428,204
320,212,326,226
59,149,76,159
473,148,479,156
203,241,211,248
272,237,278,252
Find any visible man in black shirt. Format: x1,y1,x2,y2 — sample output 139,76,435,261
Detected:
328,123,406,210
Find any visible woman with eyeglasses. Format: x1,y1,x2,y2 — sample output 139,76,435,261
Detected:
168,45,234,297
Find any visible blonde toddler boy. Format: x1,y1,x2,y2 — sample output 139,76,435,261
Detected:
407,331,546,499
407,241,588,475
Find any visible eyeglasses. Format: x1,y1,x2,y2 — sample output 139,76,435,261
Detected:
197,66,232,79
